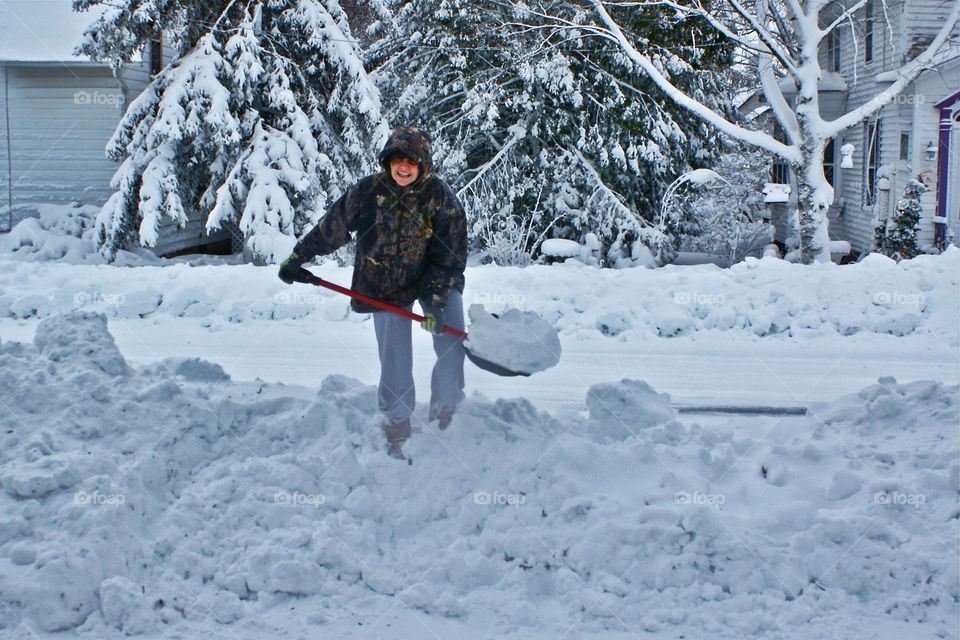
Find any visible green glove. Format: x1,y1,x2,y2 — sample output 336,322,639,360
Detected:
278,252,305,284
420,305,446,335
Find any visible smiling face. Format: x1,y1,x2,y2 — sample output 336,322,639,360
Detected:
389,155,420,187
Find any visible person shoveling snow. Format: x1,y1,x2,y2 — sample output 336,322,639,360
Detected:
278,126,560,461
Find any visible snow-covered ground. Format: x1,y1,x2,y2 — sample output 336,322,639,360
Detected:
0,247,956,410
0,245,957,638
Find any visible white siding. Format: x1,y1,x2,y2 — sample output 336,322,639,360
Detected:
119,33,176,100
823,0,959,254
1,63,120,225
0,65,11,230
947,114,960,241
905,0,959,53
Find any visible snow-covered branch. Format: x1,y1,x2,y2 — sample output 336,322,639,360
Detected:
588,0,801,163
821,0,868,41
725,0,800,78
825,0,960,136
457,124,527,197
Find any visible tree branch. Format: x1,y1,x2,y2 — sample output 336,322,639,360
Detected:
822,0,868,40
725,0,801,79
457,124,527,197
589,0,801,163
825,0,960,136
688,0,771,56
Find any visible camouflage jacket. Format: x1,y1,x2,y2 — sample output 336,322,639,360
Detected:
294,172,468,314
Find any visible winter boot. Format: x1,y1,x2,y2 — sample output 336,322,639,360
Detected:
381,417,411,460
429,401,456,431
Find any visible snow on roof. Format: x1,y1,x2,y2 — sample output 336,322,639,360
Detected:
819,71,847,91
744,104,771,121
733,88,757,109
778,71,847,94
0,0,100,62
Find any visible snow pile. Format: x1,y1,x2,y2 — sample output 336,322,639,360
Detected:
0,204,160,265
0,204,100,263
586,379,676,440
0,312,956,638
1,248,955,344
540,238,581,258
464,304,561,375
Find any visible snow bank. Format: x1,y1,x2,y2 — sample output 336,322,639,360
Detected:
0,204,247,266
0,204,162,265
0,313,956,637
0,248,956,344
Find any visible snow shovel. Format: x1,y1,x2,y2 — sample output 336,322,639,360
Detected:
292,268,530,377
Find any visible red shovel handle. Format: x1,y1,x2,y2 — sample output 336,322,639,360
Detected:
298,268,468,340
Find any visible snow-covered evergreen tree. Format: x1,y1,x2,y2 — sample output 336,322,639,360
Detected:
370,0,733,266
876,176,927,260
75,0,389,261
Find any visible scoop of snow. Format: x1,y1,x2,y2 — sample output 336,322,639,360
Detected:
464,304,561,375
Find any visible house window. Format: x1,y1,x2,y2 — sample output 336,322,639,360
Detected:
149,38,163,76
864,1,873,63
823,139,836,187
771,123,790,184
899,133,910,161
864,120,881,205
827,28,841,72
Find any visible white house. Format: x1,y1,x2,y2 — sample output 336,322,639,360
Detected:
0,0,231,255
736,0,958,257
820,0,960,254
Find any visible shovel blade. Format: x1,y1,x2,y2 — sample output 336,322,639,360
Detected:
464,344,530,377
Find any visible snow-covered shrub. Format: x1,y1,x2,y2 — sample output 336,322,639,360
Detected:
473,209,537,267
0,204,105,263
673,152,774,266
472,205,564,267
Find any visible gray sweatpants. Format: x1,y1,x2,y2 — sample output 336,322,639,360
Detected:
373,289,465,424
